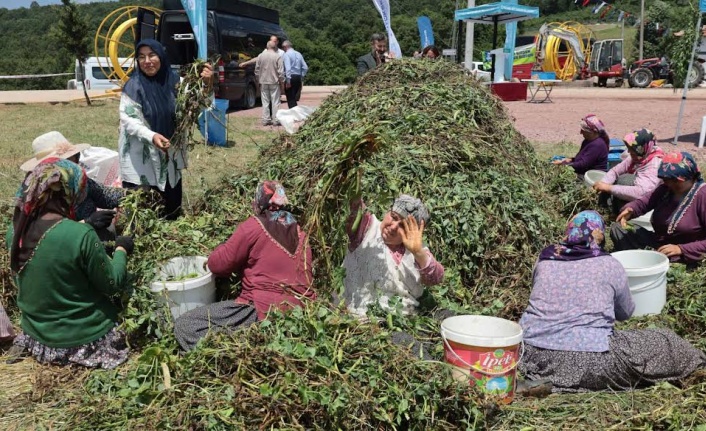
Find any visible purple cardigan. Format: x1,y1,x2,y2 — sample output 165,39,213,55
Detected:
568,137,608,175
625,184,706,263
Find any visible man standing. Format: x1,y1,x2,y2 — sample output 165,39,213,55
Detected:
357,33,391,76
239,35,283,68
255,41,284,126
282,40,308,108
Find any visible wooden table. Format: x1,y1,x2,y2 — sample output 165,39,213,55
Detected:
521,79,563,103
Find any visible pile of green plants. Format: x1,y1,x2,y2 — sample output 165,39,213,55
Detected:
203,59,590,317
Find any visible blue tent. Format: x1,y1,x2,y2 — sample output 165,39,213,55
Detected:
455,2,539,80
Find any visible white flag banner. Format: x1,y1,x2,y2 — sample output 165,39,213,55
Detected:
371,0,403,58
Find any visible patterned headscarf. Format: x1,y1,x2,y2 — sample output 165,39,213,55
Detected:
11,158,87,272
539,210,609,261
391,194,430,225
658,152,702,182
623,129,664,174
253,180,299,254
657,152,705,235
579,114,610,148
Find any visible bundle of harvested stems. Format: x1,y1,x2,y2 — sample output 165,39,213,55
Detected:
171,58,216,151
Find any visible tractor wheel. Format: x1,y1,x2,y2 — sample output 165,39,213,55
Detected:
688,61,705,88
629,68,653,88
598,77,608,87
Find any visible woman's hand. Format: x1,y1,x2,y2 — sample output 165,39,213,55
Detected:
152,133,170,151
200,63,214,81
616,207,634,228
593,181,612,193
400,216,428,266
657,244,682,258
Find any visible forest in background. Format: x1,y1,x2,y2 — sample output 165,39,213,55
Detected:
0,0,700,89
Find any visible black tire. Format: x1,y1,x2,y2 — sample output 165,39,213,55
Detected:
598,77,608,87
628,68,653,88
241,83,257,109
688,61,705,88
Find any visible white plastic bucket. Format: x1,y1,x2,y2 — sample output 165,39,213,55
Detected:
584,170,606,187
611,250,669,316
150,256,216,319
440,315,523,403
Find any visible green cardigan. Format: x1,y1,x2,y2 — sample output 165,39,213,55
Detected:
9,219,127,348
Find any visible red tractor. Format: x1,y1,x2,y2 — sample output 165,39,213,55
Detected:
628,56,705,88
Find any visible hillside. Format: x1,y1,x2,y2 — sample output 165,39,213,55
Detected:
0,0,693,89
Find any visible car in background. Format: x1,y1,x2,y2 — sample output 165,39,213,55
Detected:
67,57,130,90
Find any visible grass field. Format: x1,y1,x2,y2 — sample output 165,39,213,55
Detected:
0,99,276,205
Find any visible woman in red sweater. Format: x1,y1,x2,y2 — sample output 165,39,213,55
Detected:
174,181,316,351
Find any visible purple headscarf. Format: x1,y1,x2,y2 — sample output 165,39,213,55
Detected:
539,210,609,261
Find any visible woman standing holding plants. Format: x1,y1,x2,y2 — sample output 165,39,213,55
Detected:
174,181,316,351
119,39,212,220
6,158,134,368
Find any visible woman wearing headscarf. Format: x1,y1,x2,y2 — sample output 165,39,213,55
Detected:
6,158,134,368
593,129,664,214
553,114,610,176
343,194,444,317
611,152,706,264
173,181,316,351
119,39,212,220
518,211,705,393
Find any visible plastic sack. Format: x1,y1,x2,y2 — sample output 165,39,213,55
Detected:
80,146,121,187
275,105,316,134
198,98,229,147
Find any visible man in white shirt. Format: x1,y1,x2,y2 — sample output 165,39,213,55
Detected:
282,40,309,108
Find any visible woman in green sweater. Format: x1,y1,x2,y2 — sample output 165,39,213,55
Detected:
8,158,134,369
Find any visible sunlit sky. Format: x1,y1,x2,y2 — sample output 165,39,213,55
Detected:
2,0,112,9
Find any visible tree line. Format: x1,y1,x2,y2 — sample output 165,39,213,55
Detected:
0,0,698,90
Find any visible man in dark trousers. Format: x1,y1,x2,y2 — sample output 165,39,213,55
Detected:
357,33,391,76
282,40,308,108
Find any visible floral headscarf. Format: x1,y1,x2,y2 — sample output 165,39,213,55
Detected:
623,128,664,174
539,210,609,261
658,152,702,182
11,158,87,272
253,180,299,254
657,152,705,235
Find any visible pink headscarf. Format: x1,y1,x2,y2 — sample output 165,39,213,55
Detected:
579,114,610,148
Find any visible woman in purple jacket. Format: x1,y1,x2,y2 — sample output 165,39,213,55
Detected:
553,114,609,175
611,152,706,265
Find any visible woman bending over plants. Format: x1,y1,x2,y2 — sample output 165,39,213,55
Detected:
7,159,134,368
174,181,316,351
518,210,705,394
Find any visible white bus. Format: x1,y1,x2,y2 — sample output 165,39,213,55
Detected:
67,57,131,90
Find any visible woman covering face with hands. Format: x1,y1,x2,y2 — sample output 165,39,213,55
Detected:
342,194,444,317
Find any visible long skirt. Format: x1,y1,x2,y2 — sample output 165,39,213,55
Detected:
13,327,129,369
0,303,15,341
519,328,706,393
174,301,259,351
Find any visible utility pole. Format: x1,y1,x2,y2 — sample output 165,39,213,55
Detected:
464,0,475,70
639,0,645,60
